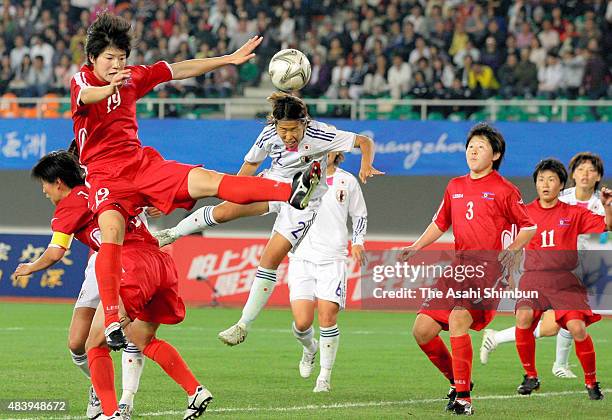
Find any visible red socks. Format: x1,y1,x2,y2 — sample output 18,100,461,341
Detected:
575,335,597,386
87,347,117,415
450,334,473,402
95,243,122,327
143,338,200,395
516,326,538,378
217,174,291,204
419,335,454,382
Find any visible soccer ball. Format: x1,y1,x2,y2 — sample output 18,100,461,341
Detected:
268,49,312,92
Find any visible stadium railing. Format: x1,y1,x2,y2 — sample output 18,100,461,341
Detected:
1,96,611,122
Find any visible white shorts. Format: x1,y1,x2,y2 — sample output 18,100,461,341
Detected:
74,253,100,309
288,258,347,309
268,200,320,250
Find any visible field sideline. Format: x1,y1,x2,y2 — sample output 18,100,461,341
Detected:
0,302,610,419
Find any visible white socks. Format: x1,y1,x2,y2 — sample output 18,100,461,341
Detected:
554,328,573,367
238,267,277,328
494,321,542,345
318,325,340,382
174,206,218,237
292,323,317,353
70,350,91,378
119,343,145,407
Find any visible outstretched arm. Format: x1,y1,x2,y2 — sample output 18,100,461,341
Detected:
601,186,612,230
13,246,66,277
170,36,263,80
353,134,384,183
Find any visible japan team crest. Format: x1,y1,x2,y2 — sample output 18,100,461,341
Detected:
336,189,347,203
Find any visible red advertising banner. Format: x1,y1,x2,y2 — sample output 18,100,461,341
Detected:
166,236,453,309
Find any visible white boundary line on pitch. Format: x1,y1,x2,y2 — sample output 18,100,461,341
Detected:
5,388,609,419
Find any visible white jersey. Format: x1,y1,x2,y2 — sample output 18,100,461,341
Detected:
244,120,356,201
292,168,367,262
559,187,608,250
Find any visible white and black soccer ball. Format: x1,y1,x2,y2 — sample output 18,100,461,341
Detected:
268,49,312,92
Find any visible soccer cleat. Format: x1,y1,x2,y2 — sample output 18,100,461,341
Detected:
218,322,248,346
99,411,123,420
448,399,474,416
289,161,321,210
517,374,541,395
299,340,318,378
105,322,128,351
552,363,577,378
184,385,213,420
446,382,474,411
87,385,103,419
118,403,131,420
479,329,498,365
152,228,179,247
313,378,331,393
586,382,604,400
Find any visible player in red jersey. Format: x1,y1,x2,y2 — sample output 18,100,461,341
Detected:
401,123,537,415
71,13,321,350
513,159,611,400
14,151,213,419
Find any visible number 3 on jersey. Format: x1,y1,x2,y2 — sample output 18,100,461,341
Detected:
466,201,474,220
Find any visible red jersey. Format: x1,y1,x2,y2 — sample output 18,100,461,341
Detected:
70,61,173,168
524,199,606,271
433,171,536,251
50,186,158,252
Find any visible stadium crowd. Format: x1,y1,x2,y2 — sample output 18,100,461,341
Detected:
0,0,611,102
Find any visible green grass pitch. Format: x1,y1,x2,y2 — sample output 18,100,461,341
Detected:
0,302,609,419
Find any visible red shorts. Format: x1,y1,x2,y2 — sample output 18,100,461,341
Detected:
417,259,501,331
86,146,198,216
120,245,185,325
418,308,497,331
517,271,601,329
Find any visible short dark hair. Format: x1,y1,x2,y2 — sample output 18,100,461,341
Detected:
266,92,309,123
532,158,567,188
31,150,85,188
85,12,132,65
465,123,506,170
568,152,604,190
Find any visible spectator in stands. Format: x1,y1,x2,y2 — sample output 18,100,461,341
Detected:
404,4,426,35
387,53,412,99
481,36,504,73
365,24,388,53
0,54,13,95
25,55,51,97
279,9,296,49
363,54,389,97
9,54,32,94
229,16,255,53
9,35,29,73
326,56,352,99
516,22,534,49
583,45,609,100
52,53,77,96
51,39,68,68
516,48,538,97
505,35,520,60
578,17,602,49
348,54,368,99
424,4,443,37
465,4,487,47
327,38,345,67
561,48,586,99
332,81,352,118
303,53,331,97
416,57,433,85
210,0,238,33
559,21,580,53
432,56,455,88
449,22,469,57
468,61,499,98
538,52,564,98
486,19,505,49
409,36,431,66
429,20,450,52
168,24,189,56
448,77,475,115
410,71,431,99
529,37,547,69
498,54,519,98
399,21,417,58
343,19,366,51
538,20,560,51
453,39,480,68
152,9,173,37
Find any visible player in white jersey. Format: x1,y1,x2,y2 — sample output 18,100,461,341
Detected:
154,93,381,346
288,151,367,393
480,152,607,378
